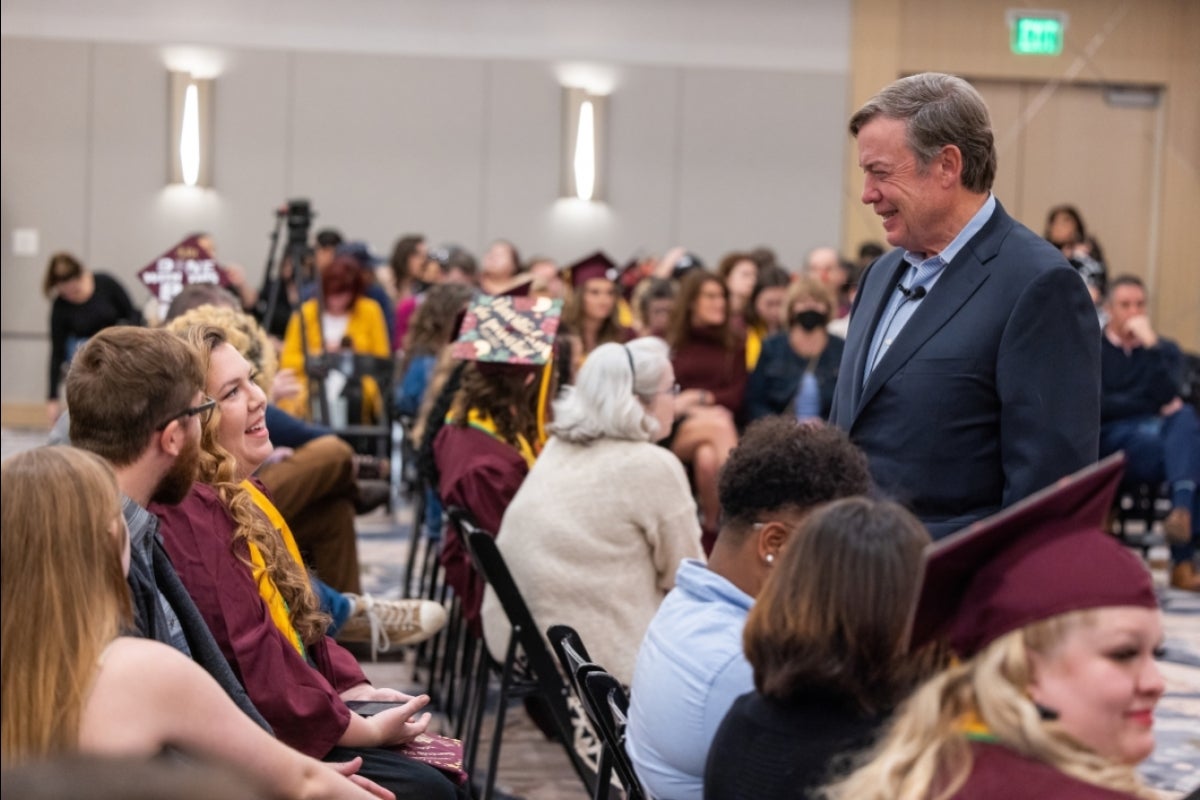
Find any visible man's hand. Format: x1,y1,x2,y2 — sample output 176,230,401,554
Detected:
1123,314,1158,349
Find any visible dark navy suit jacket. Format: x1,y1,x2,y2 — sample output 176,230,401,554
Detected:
829,200,1100,539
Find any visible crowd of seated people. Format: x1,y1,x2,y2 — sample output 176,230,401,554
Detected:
12,206,1194,800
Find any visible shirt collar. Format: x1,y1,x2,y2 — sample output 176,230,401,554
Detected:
903,193,996,270
122,494,160,553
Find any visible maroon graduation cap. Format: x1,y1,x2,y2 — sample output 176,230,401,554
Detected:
908,453,1157,658
137,235,231,307
567,251,620,289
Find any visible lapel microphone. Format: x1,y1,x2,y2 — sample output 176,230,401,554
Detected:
898,283,927,301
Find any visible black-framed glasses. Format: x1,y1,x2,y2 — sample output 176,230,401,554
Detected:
156,396,216,431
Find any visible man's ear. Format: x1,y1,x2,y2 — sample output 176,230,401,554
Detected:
157,420,185,458
756,521,790,563
938,144,963,188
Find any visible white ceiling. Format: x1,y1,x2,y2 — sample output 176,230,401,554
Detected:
0,0,852,72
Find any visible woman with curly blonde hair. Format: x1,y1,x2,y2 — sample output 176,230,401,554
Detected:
153,324,458,800
825,456,1164,800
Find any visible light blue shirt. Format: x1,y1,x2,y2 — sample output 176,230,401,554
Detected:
864,193,996,381
625,559,755,800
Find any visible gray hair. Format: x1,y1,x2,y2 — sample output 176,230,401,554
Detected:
849,72,996,193
549,337,671,444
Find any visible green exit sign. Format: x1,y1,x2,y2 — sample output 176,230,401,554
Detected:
1011,14,1065,55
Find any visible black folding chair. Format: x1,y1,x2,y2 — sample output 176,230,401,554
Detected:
462,528,597,800
581,669,646,800
548,625,614,800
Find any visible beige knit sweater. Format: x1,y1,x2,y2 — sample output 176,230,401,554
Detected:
480,435,704,686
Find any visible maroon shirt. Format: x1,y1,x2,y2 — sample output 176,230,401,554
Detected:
433,424,529,626
948,742,1139,799
671,326,749,421
153,482,367,758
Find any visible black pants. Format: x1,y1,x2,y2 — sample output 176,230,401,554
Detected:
324,746,464,800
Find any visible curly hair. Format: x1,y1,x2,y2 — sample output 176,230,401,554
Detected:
824,611,1158,800
718,417,871,531
166,304,277,394
176,323,328,645
400,283,475,371
449,362,540,448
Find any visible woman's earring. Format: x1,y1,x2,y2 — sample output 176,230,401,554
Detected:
765,553,774,565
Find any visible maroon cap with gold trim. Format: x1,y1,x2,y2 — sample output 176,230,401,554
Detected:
908,453,1157,658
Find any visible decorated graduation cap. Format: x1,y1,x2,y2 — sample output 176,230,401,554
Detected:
908,453,1157,659
568,251,620,289
138,235,231,308
450,294,563,367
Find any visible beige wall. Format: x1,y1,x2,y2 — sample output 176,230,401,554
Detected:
844,0,1200,350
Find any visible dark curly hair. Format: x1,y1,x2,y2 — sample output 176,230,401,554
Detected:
718,417,871,532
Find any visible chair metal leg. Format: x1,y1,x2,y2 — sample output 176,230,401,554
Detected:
481,633,520,800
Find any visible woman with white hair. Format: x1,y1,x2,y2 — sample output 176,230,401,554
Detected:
479,337,704,685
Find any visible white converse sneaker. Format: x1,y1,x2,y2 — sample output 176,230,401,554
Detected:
337,594,448,660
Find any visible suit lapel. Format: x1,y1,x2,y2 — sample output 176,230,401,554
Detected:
852,201,1014,422
844,251,910,412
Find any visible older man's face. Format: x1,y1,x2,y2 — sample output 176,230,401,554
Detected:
856,116,951,256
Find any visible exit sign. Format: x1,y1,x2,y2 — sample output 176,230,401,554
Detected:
1008,11,1067,55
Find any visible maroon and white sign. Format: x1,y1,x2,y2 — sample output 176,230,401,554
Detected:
137,236,231,306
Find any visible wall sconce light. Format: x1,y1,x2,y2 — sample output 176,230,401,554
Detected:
169,71,213,188
562,87,606,202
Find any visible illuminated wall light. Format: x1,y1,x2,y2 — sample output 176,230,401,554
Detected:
573,100,596,201
562,87,606,202
169,71,213,188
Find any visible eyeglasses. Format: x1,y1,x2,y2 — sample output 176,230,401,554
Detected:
157,396,216,430
656,383,682,397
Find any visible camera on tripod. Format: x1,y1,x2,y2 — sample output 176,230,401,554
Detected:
284,198,313,253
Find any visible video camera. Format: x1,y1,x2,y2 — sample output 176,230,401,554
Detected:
283,198,314,253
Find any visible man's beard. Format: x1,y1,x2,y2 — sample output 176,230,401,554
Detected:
151,432,201,506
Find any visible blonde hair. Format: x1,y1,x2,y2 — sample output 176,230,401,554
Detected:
823,610,1157,800
166,304,277,394
174,323,328,645
1,446,131,764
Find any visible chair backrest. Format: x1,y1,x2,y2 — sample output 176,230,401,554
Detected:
581,670,646,800
463,528,577,740
547,624,600,704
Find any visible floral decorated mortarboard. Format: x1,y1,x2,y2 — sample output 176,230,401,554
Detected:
450,294,563,366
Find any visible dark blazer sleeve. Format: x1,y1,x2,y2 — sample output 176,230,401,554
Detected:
997,266,1100,508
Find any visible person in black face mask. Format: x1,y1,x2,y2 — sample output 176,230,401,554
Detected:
745,276,845,423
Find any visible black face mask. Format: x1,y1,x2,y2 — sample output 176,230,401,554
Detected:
791,309,827,331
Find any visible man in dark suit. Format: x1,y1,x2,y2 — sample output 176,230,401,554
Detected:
829,73,1100,540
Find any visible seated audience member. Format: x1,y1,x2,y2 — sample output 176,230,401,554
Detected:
0,447,385,800
1044,203,1107,267
667,270,748,550
65,326,268,729
704,497,934,800
335,241,398,349
828,455,1164,800
632,277,676,339
561,251,634,372
1100,275,1200,591
480,338,704,685
743,264,792,369
165,302,443,647
626,418,872,800
396,283,476,419
802,246,851,319
433,293,563,627
478,238,522,297
745,276,844,423
279,255,390,425
717,251,759,329
155,324,456,799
